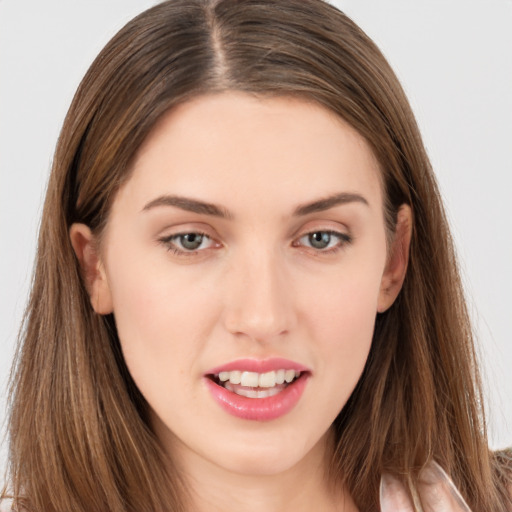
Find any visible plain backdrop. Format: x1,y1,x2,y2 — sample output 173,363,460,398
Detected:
1,0,511,472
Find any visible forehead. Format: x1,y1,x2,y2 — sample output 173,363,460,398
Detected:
117,92,383,217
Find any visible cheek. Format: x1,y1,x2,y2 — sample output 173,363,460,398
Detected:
302,246,384,334
308,278,378,359
298,251,385,399
107,230,214,333
105,252,221,394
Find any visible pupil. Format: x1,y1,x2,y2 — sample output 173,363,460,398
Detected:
309,232,330,249
181,233,203,250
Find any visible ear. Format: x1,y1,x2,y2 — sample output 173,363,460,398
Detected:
377,204,412,313
69,223,113,315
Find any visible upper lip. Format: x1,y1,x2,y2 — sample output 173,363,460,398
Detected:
205,357,311,376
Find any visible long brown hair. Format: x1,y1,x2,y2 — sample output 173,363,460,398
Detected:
4,1,511,510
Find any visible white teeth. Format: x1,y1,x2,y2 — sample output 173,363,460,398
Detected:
240,371,259,387
215,369,302,388
258,371,276,388
229,370,242,384
285,369,296,383
224,381,283,398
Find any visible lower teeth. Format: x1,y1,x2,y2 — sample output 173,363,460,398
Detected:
223,381,287,398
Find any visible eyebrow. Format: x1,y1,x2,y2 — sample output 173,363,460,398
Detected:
141,191,369,218
142,195,232,218
293,192,369,216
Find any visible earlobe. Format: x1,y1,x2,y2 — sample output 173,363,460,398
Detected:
377,205,412,313
69,223,113,315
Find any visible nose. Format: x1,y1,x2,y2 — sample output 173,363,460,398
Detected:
222,247,296,344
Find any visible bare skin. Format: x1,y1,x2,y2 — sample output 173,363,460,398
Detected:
170,429,358,512
71,92,411,511
381,462,473,512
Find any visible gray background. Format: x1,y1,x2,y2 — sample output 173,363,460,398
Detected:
1,0,511,472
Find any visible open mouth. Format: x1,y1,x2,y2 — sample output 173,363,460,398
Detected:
204,360,311,420
207,369,304,399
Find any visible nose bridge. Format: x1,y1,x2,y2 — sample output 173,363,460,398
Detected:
223,243,294,342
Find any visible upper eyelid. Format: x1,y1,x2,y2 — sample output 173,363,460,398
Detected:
157,224,218,242
155,217,350,236
160,231,215,245
159,228,349,240
295,226,351,240
291,217,351,235
299,227,349,236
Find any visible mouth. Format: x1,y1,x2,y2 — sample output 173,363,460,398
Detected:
207,369,303,399
204,361,310,421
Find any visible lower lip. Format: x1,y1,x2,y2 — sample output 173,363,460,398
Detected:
205,374,309,421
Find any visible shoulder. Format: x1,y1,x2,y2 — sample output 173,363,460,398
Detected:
0,500,13,512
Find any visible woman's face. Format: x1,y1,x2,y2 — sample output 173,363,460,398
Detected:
74,92,408,478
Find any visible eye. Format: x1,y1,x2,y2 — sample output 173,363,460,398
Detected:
176,233,208,251
159,232,217,254
295,230,351,252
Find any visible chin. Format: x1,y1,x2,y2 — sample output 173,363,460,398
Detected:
207,426,332,478
216,445,307,477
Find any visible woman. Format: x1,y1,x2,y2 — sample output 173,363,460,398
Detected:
2,0,511,510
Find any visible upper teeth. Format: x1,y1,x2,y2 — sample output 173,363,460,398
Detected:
217,370,300,388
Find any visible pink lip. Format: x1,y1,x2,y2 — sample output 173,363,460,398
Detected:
206,357,310,375
204,358,311,421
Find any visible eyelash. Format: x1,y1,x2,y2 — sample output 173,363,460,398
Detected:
159,231,214,256
158,229,352,256
293,230,352,254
